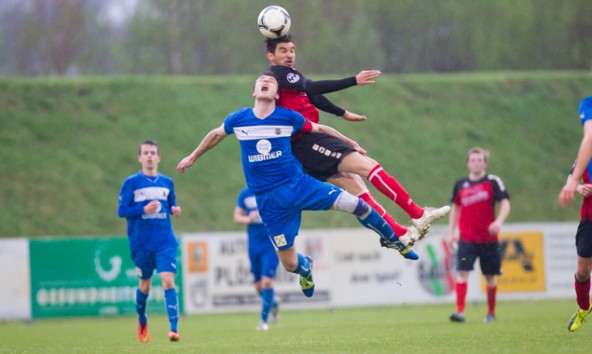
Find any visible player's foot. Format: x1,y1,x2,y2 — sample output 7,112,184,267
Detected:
449,312,465,323
379,238,419,260
168,330,180,342
398,226,422,247
483,314,496,323
568,306,592,332
412,206,451,237
137,322,150,343
270,297,280,324
299,256,315,298
256,320,269,331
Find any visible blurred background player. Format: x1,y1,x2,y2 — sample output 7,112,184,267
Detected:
558,96,592,332
447,147,510,323
234,186,280,331
264,34,449,248
178,73,418,300
118,139,182,342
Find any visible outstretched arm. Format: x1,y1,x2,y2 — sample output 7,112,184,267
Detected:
177,124,227,173
559,120,592,206
302,70,381,95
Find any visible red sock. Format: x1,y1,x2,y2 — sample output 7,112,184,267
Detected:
358,192,408,237
456,282,467,313
574,275,591,311
367,165,424,219
487,286,497,315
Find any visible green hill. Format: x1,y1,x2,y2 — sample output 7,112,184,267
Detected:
1,71,590,238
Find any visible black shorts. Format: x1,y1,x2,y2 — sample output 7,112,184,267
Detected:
456,240,502,276
575,221,592,258
291,133,356,181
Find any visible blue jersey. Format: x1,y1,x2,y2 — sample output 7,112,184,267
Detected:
223,106,305,193
118,171,178,251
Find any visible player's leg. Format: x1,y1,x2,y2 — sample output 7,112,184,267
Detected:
258,276,274,331
156,247,180,341
276,246,315,297
337,152,450,235
480,242,502,322
328,187,418,260
450,241,476,323
328,172,419,243
132,250,154,343
568,221,592,331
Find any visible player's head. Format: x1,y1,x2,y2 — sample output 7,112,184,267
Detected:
265,34,295,68
253,71,280,102
466,147,489,173
138,139,160,171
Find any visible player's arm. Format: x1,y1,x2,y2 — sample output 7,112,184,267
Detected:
559,119,592,206
302,70,381,95
308,94,367,122
447,203,461,246
117,181,145,218
489,198,510,236
233,206,252,225
178,124,227,173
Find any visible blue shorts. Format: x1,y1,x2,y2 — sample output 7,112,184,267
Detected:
131,247,178,280
256,174,341,250
249,245,280,282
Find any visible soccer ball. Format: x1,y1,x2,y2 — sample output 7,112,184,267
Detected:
257,5,291,39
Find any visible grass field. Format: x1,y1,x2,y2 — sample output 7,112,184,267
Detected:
1,299,590,353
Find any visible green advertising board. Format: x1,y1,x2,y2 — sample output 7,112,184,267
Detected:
30,237,183,318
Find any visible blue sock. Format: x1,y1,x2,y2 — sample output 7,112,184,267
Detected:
357,206,397,242
260,288,274,322
290,253,311,277
164,288,179,332
136,288,149,325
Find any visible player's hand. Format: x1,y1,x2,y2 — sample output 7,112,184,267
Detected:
488,221,502,236
144,200,161,214
177,156,195,173
355,70,381,85
171,205,182,217
445,236,458,249
342,111,367,122
558,178,578,207
577,183,592,197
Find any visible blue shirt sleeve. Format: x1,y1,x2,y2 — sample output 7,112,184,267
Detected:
117,178,145,218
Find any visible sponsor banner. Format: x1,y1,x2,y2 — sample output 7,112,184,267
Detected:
0,238,31,320
182,232,328,314
494,231,546,292
30,237,183,318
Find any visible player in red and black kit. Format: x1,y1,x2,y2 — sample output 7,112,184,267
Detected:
558,96,592,332
447,147,511,323
265,34,450,251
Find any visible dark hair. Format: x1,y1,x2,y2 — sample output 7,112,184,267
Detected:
139,139,159,155
265,33,292,53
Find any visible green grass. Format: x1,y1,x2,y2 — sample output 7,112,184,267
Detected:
1,299,589,353
1,71,592,237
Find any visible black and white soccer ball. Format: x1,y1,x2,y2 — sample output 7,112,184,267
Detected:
257,5,291,39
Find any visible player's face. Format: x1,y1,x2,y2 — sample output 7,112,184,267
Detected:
467,152,487,174
253,75,279,101
268,42,295,68
138,144,160,172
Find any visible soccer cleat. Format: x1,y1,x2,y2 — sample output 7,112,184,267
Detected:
270,297,280,324
138,322,150,343
412,206,451,237
483,314,496,323
398,226,422,247
449,312,466,323
299,256,315,298
256,320,269,331
568,306,592,332
379,238,419,260
168,330,180,342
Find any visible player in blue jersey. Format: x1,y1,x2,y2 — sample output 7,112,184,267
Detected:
234,186,280,331
118,139,182,343
178,73,418,298
559,96,592,332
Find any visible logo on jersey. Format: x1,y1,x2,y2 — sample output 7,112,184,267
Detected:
256,139,272,154
274,234,287,247
287,72,300,84
248,139,283,162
